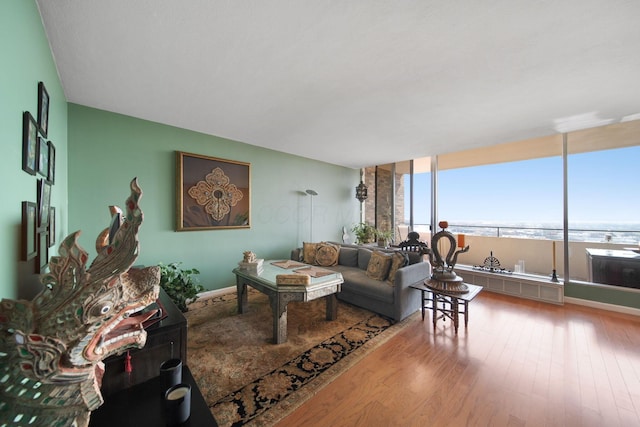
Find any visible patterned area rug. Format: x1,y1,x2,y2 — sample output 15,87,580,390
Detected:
185,290,416,426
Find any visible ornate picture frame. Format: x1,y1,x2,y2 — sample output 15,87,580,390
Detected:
21,201,37,261
37,81,50,138
22,111,38,175
176,151,251,231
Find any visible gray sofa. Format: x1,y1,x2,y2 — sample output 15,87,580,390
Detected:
291,243,430,322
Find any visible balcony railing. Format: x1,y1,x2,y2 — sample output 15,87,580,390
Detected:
398,222,640,284
407,223,640,245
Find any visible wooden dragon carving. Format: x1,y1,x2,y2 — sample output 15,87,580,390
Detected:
0,178,160,426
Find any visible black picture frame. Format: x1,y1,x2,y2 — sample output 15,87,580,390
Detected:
21,201,37,261
37,179,52,229
38,81,50,138
37,231,49,274
22,111,38,175
48,206,56,247
47,141,56,184
37,137,49,178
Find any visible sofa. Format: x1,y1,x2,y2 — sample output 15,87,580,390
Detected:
291,242,431,322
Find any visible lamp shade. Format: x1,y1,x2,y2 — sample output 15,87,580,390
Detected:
355,181,368,202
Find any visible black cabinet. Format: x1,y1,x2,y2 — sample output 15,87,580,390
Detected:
90,365,217,427
100,287,188,396
587,248,640,289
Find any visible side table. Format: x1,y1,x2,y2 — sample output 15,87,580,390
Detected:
410,281,482,333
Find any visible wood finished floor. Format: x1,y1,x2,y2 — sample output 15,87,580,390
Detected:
277,291,640,427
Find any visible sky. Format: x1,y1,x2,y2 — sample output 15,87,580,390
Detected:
406,145,640,227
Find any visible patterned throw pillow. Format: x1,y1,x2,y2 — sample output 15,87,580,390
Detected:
315,242,340,267
387,252,409,286
366,250,392,280
303,242,318,265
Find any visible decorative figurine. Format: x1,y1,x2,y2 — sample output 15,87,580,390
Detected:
425,221,470,293
427,221,470,282
0,178,160,427
243,251,257,263
238,251,263,274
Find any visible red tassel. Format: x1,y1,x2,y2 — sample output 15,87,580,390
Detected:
125,351,132,373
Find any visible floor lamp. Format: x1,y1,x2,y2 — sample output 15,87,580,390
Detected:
305,189,318,241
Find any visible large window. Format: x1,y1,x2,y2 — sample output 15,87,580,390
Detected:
395,159,431,244
437,138,563,276
567,120,640,284
365,119,640,288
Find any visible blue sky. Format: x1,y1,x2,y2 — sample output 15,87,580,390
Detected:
406,146,640,227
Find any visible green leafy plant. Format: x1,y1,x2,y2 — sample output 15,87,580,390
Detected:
375,229,394,247
158,262,204,312
351,222,377,244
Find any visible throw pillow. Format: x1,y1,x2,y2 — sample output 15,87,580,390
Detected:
303,242,318,265
338,247,359,267
387,252,409,286
357,248,373,270
366,250,392,281
315,242,340,267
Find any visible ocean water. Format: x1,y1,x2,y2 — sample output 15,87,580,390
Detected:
409,221,640,245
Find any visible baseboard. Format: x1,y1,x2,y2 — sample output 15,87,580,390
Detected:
197,286,235,300
564,296,640,317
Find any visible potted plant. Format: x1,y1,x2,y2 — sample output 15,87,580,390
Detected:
158,262,205,312
376,229,394,248
351,222,377,244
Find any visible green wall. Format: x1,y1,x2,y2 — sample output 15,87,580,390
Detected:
68,104,360,290
0,0,68,299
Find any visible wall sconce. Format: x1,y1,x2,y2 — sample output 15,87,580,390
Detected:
355,181,368,203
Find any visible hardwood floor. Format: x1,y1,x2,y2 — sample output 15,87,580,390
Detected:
277,291,640,427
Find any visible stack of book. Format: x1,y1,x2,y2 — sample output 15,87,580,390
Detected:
237,258,264,274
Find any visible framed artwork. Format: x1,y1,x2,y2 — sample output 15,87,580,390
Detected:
176,151,251,231
48,206,56,247
37,81,50,138
37,137,49,178
47,141,56,184
22,111,38,175
21,201,37,261
37,231,49,274
37,179,52,229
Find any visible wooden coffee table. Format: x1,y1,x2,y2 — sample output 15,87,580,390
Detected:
233,260,343,344
411,281,482,333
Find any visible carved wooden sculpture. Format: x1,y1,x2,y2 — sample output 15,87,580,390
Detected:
427,221,470,281
0,178,160,427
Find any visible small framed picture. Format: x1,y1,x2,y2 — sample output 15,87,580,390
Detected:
22,111,38,175
38,81,50,138
48,206,56,247
37,179,52,229
37,137,49,178
21,201,37,261
36,231,49,274
47,141,56,184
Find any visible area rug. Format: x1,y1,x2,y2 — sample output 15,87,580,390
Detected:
185,290,416,426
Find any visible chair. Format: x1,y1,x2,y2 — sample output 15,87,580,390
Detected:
398,231,430,255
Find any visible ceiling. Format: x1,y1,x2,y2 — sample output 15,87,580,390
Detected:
36,1,640,169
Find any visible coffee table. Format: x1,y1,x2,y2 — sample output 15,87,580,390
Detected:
233,260,343,344
410,281,482,333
